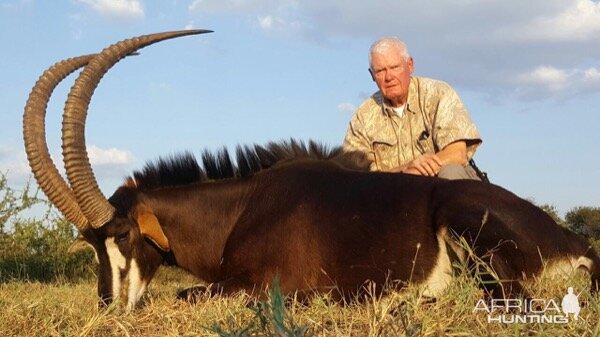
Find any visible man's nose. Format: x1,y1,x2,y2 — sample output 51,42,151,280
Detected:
384,69,393,81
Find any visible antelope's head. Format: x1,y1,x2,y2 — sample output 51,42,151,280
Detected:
23,30,210,310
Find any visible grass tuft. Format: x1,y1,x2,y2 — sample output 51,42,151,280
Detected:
1,263,599,336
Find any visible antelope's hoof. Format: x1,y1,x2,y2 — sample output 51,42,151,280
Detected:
177,285,209,303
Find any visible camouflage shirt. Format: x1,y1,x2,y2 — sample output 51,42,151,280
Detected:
343,77,482,171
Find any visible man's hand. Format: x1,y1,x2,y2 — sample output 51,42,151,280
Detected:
386,153,442,176
405,153,442,176
383,141,467,176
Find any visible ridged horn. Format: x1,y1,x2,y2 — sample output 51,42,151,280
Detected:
23,54,96,230
62,29,212,228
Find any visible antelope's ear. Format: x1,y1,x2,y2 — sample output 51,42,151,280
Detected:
133,203,170,252
68,235,99,263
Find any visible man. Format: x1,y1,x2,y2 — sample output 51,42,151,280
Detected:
343,37,482,180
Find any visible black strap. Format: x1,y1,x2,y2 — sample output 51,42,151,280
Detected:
469,159,490,183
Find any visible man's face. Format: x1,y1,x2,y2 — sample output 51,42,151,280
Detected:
369,47,414,107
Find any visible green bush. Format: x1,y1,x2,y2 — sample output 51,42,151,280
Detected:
537,203,567,227
566,206,600,238
0,173,94,283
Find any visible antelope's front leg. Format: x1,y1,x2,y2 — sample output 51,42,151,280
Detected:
177,278,257,303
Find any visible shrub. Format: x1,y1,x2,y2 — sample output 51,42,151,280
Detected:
537,203,567,227
566,206,600,238
0,173,94,282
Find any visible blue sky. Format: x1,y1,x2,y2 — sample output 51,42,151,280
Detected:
1,0,599,216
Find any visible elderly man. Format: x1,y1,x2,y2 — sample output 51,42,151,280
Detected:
343,37,482,180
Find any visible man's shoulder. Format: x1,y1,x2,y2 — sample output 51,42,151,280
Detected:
411,76,455,92
354,91,383,116
408,77,459,107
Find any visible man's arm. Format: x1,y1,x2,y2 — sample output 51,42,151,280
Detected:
429,81,481,162
388,140,467,176
437,140,468,166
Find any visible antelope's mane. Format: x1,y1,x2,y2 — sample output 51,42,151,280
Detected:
127,139,368,191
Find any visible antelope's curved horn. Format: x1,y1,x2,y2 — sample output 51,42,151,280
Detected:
23,55,96,230
62,29,212,228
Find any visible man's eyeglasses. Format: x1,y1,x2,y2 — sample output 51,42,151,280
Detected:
372,65,404,79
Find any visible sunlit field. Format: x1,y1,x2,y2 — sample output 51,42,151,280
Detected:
1,265,599,337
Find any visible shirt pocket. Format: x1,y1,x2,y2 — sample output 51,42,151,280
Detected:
371,139,397,171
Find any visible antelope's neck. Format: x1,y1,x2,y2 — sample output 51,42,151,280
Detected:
142,180,254,282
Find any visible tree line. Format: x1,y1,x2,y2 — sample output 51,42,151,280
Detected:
538,203,600,239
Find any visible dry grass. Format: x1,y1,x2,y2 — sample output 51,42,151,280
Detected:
1,266,599,337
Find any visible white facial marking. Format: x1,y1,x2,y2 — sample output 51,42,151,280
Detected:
422,228,453,297
105,237,127,302
105,238,148,311
126,258,145,312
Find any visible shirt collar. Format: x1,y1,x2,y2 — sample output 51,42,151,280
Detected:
379,77,418,117
405,77,419,115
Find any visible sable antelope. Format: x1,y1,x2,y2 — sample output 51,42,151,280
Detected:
23,30,600,311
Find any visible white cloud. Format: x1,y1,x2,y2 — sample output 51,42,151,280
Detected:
189,0,303,33
580,67,600,92
84,146,136,183
515,0,600,41
257,15,289,31
258,15,273,29
337,103,356,114
189,0,297,13
77,0,144,20
88,145,134,166
517,66,568,92
584,67,600,81
187,0,600,45
186,0,600,101
0,145,135,200
0,146,31,183
185,20,195,30
516,66,600,98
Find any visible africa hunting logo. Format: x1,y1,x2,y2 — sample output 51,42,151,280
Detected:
473,287,583,324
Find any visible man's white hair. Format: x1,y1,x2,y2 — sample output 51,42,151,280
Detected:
369,37,410,70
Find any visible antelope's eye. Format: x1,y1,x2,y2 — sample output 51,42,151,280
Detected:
116,232,129,243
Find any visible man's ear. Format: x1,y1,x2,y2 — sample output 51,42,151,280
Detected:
407,56,414,75
133,203,170,252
